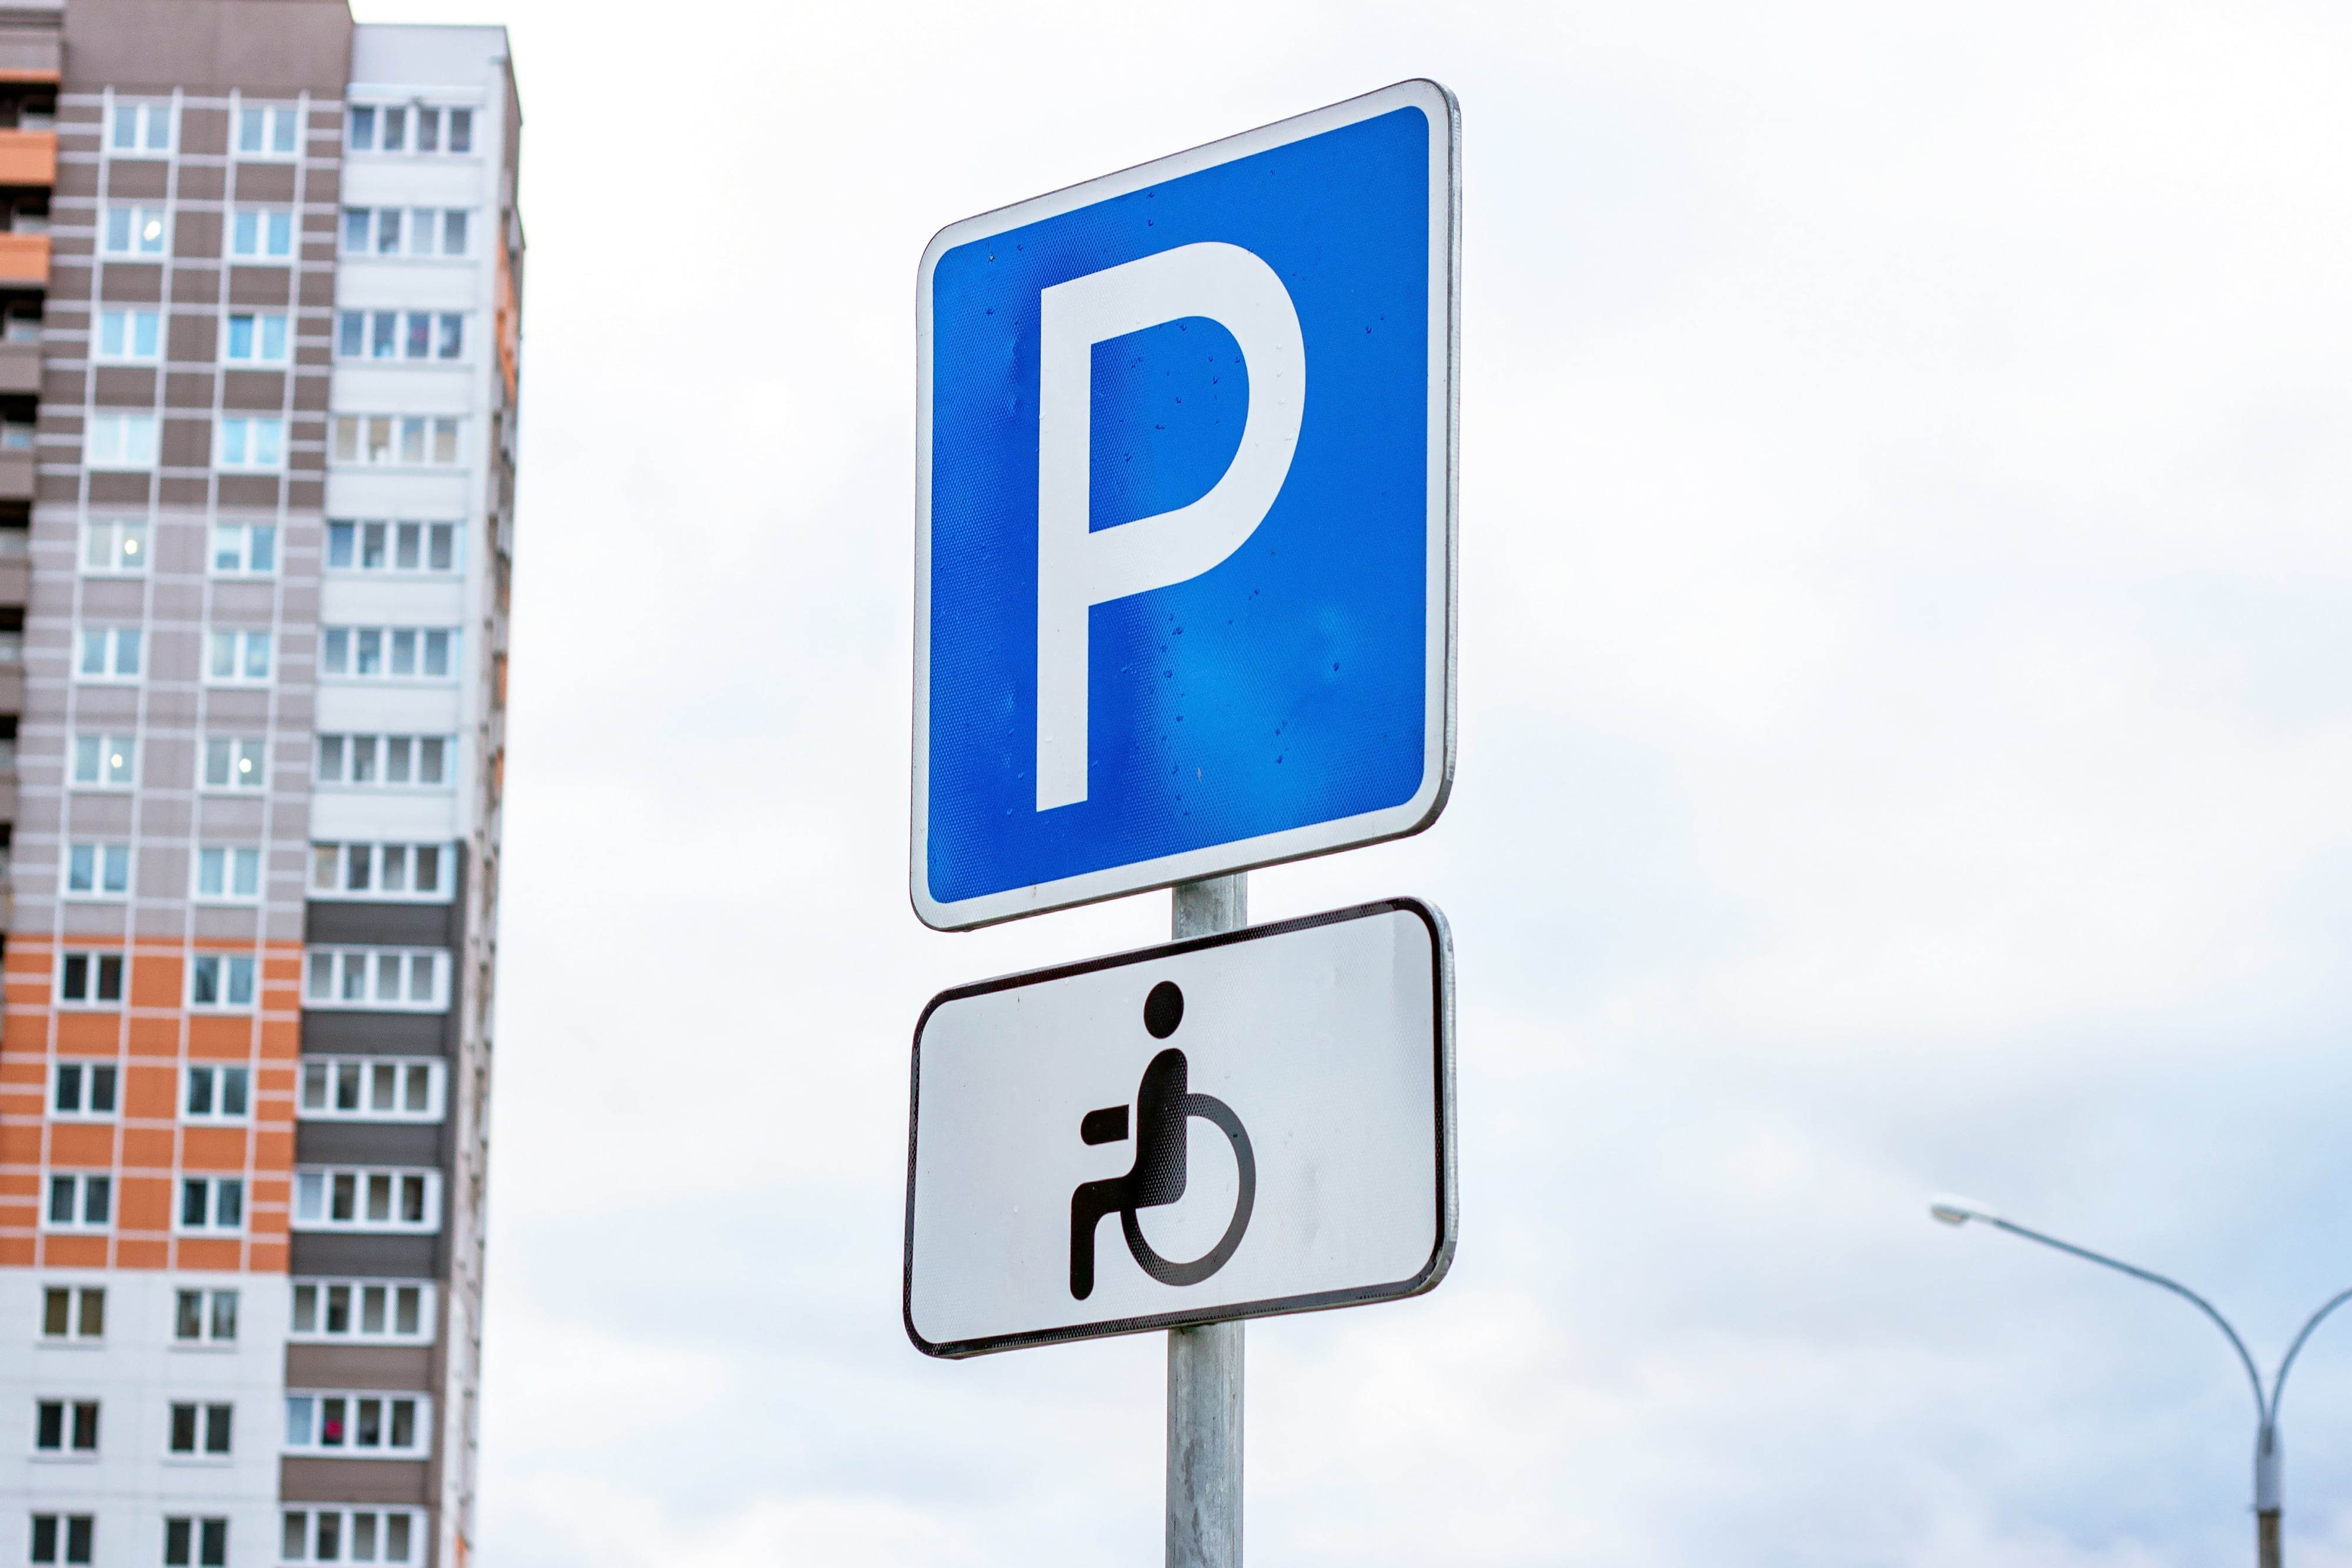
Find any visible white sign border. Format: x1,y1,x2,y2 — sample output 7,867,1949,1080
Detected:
903,896,1458,1359
911,78,1462,931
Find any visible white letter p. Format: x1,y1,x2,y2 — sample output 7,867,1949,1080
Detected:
1034,242,1305,812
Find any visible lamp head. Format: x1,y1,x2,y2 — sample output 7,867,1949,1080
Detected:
1928,1194,1996,1227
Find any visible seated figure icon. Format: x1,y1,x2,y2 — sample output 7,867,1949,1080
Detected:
1068,981,1258,1300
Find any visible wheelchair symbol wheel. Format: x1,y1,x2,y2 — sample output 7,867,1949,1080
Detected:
1068,984,1257,1300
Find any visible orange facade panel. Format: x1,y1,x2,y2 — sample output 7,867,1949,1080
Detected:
0,231,46,286
0,129,55,186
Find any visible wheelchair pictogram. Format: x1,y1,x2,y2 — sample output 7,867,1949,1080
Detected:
1068,981,1257,1300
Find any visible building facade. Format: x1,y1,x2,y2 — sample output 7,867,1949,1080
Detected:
0,4,521,1565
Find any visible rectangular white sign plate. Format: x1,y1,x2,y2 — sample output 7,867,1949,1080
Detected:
904,898,1455,1358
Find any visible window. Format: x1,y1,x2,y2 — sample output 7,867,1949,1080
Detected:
76,626,141,680
101,204,166,255
320,626,456,680
327,520,460,574
310,842,449,899
57,953,125,1005
71,734,134,787
109,101,172,153
64,842,130,897
331,414,461,467
40,1286,105,1340
340,206,472,258
33,1399,99,1451
216,416,285,470
283,1392,429,1455
210,521,278,574
177,1175,245,1231
202,737,265,790
299,1057,445,1117
194,846,262,901
282,1509,423,1564
28,1514,93,1567
184,1065,250,1119
205,628,272,683
188,955,258,1009
228,206,294,259
163,1518,228,1568
175,1288,239,1343
51,1062,117,1118
318,735,452,787
348,102,472,156
81,519,148,573
94,307,161,361
168,1401,233,1455
292,1168,440,1233
85,412,158,469
336,308,466,361
222,311,288,363
290,1280,433,1343
236,103,300,156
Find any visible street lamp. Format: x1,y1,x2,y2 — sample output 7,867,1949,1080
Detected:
1929,1196,2352,1568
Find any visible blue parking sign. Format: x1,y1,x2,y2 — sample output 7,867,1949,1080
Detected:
914,80,1459,930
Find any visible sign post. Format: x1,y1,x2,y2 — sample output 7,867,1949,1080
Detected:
908,77,1461,1565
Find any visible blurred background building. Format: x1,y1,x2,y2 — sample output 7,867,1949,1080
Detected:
0,3,522,1564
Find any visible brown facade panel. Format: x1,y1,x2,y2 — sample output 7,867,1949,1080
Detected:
62,0,356,96
228,263,290,305
169,313,216,360
160,417,208,467
234,161,296,204
95,365,157,404
0,452,31,500
286,1343,437,1394
217,473,278,509
172,205,222,256
223,367,283,409
0,554,26,607
295,1121,443,1170
0,340,36,394
180,107,229,158
155,474,208,506
0,666,22,712
91,473,159,508
171,265,222,304
279,1459,432,1509
0,23,61,81
98,262,162,303
54,159,96,198
164,370,213,406
102,158,166,200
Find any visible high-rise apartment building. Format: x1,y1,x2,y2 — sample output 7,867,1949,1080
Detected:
0,4,522,1566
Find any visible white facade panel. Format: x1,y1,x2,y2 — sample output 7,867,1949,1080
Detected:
324,473,475,517
313,685,465,733
310,789,461,842
319,579,467,625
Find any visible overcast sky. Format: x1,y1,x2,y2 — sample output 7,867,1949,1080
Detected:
353,1,2352,1562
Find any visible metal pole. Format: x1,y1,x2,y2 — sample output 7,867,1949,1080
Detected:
2257,1420,2281,1568
1168,874,1246,1568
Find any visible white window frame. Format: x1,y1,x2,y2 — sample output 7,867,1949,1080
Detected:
81,519,149,574
205,628,273,684
29,1513,97,1566
326,520,460,575
85,412,158,470
316,734,454,788
299,1056,445,1120
330,414,461,467
62,842,131,900
215,416,286,472
290,1168,442,1233
335,309,466,362
43,1173,112,1231
188,954,258,1011
193,845,263,903
309,842,452,901
209,521,278,576
234,103,302,159
182,1064,251,1121
279,1507,427,1565
226,206,295,260
173,1287,239,1345
320,626,457,681
201,737,266,791
32,1397,101,1454
342,206,471,258
303,952,450,1016
75,625,141,681
70,734,135,789
40,1285,106,1342
281,1392,432,1457
93,307,161,363
101,203,168,256
49,1061,118,1121
221,311,289,365
162,1516,229,1568
176,1175,245,1233
165,1399,235,1457
56,952,125,1007
109,101,175,156
289,1279,435,1344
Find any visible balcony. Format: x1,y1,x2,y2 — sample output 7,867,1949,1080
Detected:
0,129,53,187
0,232,45,287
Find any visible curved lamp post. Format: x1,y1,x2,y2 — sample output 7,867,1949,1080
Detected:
1929,1196,2352,1568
